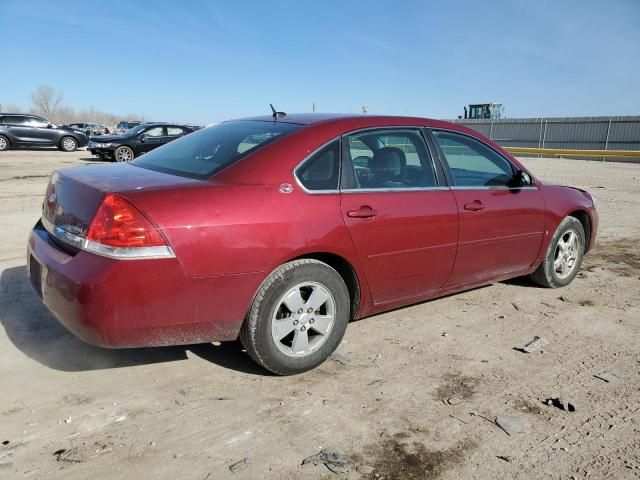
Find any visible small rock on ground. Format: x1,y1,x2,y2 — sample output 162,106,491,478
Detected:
546,398,577,412
517,336,549,353
496,416,528,436
229,457,251,473
357,465,375,474
329,352,351,366
302,448,353,474
594,371,624,383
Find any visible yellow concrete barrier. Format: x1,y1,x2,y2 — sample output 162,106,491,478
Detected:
504,147,640,158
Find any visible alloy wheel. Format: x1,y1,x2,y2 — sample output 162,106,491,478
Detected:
271,282,336,357
62,138,77,151
554,229,580,279
0,137,7,150
116,147,134,162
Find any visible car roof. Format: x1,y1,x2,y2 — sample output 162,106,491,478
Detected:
236,113,453,129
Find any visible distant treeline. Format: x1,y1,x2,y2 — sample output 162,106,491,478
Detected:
0,85,147,128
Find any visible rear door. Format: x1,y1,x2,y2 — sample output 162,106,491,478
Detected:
339,128,458,304
1,115,32,144
166,126,187,140
430,129,545,286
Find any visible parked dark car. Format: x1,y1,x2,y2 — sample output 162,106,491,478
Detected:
115,120,142,134
0,114,88,152
28,113,598,375
64,123,110,136
88,123,196,161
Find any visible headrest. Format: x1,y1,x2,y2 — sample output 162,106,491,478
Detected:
370,147,406,177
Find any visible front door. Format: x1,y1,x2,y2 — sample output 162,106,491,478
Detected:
28,116,60,145
430,129,545,286
138,126,167,154
340,128,458,304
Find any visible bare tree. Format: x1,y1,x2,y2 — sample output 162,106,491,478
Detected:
30,85,63,116
20,85,149,128
0,102,22,113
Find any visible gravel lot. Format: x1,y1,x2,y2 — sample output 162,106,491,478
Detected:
1,148,639,480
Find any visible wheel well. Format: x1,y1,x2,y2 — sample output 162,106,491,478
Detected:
0,133,11,145
292,252,361,319
569,210,591,249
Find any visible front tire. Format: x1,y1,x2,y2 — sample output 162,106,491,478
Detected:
114,146,135,162
530,216,585,288
59,136,78,152
0,135,9,151
240,259,350,375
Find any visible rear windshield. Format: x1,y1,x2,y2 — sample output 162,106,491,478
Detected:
132,120,302,179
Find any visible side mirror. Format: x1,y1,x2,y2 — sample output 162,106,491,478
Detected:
515,170,532,187
139,134,147,143
47,123,53,128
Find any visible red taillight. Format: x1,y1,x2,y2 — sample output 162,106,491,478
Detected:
86,193,167,248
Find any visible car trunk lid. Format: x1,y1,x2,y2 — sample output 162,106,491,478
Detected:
42,163,202,240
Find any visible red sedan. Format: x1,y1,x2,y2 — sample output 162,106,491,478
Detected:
27,113,598,374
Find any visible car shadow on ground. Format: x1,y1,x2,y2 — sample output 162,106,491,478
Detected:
79,156,106,162
4,146,86,152
0,265,268,375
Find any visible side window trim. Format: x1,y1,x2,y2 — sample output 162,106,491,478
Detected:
427,128,533,190
292,137,341,195
339,126,442,192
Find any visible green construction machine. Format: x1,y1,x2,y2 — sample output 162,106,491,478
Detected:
462,103,504,120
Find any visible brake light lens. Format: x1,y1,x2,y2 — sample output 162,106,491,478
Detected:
87,193,167,248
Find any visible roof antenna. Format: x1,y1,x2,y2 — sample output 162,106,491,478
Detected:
270,104,286,119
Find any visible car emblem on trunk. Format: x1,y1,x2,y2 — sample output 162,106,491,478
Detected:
279,183,293,194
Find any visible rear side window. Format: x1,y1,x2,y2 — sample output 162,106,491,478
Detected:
0,115,29,125
433,130,514,187
132,120,302,179
296,140,340,191
167,127,185,136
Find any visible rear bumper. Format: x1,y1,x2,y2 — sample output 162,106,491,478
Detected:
27,221,263,348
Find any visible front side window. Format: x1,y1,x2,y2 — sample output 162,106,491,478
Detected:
432,130,515,187
25,117,49,127
143,126,164,137
344,129,436,189
296,140,340,191
132,120,302,179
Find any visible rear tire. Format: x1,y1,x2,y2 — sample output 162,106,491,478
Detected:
530,216,585,288
0,135,9,151
240,259,350,375
59,136,78,152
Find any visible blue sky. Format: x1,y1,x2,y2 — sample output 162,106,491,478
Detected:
1,0,639,124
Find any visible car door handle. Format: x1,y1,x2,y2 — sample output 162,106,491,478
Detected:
464,200,485,211
347,205,378,218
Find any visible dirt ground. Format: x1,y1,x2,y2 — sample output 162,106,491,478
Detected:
1,149,639,480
